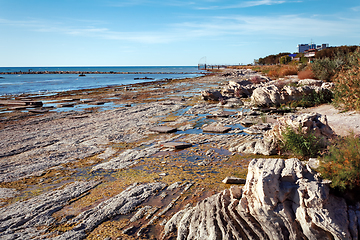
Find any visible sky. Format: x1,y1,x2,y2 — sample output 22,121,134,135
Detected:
0,0,359,67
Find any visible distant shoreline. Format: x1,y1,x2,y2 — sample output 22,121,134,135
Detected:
0,71,205,75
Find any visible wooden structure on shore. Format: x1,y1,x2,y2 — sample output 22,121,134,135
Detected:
198,64,228,70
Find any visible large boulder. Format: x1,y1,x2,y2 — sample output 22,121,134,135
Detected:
249,78,332,107
163,158,354,240
265,112,335,145
201,89,223,101
298,79,323,86
250,85,281,107
234,138,278,155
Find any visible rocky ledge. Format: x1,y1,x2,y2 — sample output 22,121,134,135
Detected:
163,158,359,240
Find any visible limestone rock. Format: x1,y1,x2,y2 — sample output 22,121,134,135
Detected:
222,177,246,184
265,112,335,145
0,188,19,199
92,146,160,171
250,85,281,107
298,79,323,86
54,182,166,240
0,181,100,240
201,90,223,101
236,138,277,155
163,158,353,240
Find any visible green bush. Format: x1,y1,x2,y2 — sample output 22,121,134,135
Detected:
311,48,360,81
311,57,342,81
319,134,360,191
280,55,292,64
281,126,323,158
289,89,332,108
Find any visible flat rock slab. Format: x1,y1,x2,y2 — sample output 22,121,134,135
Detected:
57,103,75,108
203,125,232,133
0,100,27,106
92,101,106,105
240,120,255,127
206,111,234,118
243,128,262,135
8,106,27,110
222,176,246,184
69,115,90,119
62,98,79,101
149,126,177,133
169,97,185,102
28,109,49,114
2,100,42,106
162,142,192,149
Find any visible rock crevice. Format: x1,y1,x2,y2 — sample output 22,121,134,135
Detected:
163,158,355,240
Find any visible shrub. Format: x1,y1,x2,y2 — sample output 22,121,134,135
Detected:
278,65,298,77
319,134,360,191
311,57,341,81
268,69,280,78
333,65,360,111
281,126,323,158
311,48,360,81
289,90,332,108
298,69,315,79
332,50,360,111
280,55,292,64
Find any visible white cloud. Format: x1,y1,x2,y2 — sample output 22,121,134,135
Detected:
196,0,289,10
172,14,360,38
351,6,360,11
1,13,359,45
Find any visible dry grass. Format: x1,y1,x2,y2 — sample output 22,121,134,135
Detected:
298,69,316,79
242,65,298,79
278,65,298,77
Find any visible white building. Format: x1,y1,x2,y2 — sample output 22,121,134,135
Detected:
298,43,329,53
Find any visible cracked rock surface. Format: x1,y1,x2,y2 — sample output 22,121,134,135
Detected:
163,158,355,240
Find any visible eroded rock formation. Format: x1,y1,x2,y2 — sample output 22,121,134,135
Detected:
163,158,357,240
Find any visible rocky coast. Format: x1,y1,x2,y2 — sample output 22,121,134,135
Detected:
0,69,359,239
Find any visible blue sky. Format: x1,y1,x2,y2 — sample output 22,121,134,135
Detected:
1,0,359,67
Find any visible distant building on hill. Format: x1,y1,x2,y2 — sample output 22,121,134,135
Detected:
297,43,329,53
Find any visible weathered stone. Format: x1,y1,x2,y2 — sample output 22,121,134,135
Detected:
28,109,49,113
236,138,277,155
222,176,246,184
163,158,352,240
92,101,106,105
57,103,75,107
201,89,223,101
298,79,323,86
0,100,27,106
54,182,166,240
0,188,19,199
250,85,281,107
8,106,27,110
202,124,232,133
92,146,160,171
265,112,335,146
0,181,100,240
162,142,192,149
149,126,177,133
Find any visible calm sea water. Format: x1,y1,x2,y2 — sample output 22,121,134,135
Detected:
0,66,204,96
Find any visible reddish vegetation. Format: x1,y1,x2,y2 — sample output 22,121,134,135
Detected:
298,69,316,79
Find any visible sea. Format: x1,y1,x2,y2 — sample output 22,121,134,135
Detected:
0,66,205,96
